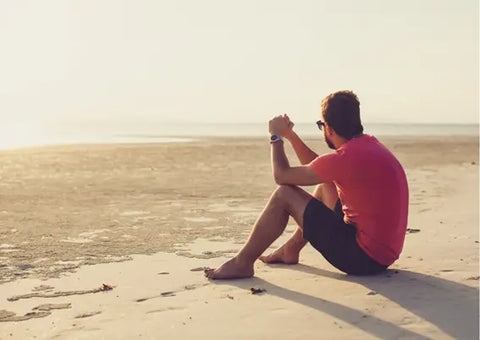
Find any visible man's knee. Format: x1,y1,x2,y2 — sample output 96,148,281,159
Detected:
273,185,297,201
273,185,310,208
313,183,338,210
272,185,313,218
272,184,311,206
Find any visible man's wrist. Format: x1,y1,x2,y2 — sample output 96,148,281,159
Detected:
282,129,294,140
270,134,283,143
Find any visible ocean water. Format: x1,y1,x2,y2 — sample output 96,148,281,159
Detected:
0,121,478,150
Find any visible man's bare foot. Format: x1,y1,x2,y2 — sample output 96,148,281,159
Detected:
259,244,300,264
204,257,254,280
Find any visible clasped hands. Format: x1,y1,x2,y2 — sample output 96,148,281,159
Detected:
269,114,295,139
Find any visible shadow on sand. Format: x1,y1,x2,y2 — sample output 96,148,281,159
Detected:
214,265,478,339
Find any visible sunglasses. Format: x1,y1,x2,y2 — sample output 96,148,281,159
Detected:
316,120,325,131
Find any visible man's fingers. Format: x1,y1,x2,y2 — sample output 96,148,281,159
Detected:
282,114,294,130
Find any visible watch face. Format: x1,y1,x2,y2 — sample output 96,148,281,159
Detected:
270,135,279,141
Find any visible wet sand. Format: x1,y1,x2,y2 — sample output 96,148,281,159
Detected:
0,136,478,339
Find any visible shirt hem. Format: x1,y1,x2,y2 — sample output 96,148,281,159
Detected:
355,236,396,266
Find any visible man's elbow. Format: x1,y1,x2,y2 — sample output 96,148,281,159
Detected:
274,175,283,185
273,171,287,185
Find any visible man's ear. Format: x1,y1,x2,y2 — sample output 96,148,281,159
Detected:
325,124,334,137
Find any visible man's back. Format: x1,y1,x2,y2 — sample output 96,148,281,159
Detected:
310,135,409,265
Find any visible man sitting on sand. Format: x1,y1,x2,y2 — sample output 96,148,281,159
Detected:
205,90,409,279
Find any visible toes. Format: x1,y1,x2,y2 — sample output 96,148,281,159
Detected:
204,268,214,278
260,254,278,263
259,255,271,263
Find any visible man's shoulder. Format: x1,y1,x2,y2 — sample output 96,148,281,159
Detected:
347,134,386,151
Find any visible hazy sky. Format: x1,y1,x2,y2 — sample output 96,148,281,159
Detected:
0,0,478,126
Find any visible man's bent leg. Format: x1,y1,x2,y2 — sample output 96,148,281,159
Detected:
205,185,312,279
260,182,339,264
258,225,307,264
312,182,338,210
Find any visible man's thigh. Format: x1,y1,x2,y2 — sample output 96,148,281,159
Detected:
312,183,338,210
275,185,314,228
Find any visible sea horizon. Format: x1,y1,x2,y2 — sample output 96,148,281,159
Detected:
0,122,478,150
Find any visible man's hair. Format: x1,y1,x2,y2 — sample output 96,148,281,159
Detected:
321,90,363,140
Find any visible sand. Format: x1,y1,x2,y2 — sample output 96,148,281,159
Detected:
0,135,478,339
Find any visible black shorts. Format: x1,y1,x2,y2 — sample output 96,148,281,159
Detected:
302,198,388,275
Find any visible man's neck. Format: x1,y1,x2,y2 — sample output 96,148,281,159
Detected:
334,133,365,149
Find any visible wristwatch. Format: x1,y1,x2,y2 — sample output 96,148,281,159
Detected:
270,134,283,143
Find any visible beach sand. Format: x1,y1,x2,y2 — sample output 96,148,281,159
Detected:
0,136,478,339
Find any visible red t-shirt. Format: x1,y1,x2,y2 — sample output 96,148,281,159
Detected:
309,135,409,265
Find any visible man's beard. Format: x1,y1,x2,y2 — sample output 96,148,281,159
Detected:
325,135,335,150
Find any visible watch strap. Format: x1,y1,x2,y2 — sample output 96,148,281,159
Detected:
270,135,283,143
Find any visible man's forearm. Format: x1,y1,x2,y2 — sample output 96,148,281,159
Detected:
271,141,290,181
286,131,318,165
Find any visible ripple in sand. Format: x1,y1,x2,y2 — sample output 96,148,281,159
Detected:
33,303,71,311
174,238,240,259
32,285,55,292
0,244,15,249
0,310,50,322
61,237,93,244
233,211,261,218
75,311,102,319
183,217,217,223
208,203,255,213
0,249,18,253
204,226,224,230
78,229,110,238
120,210,150,216
147,306,185,314
55,260,82,266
